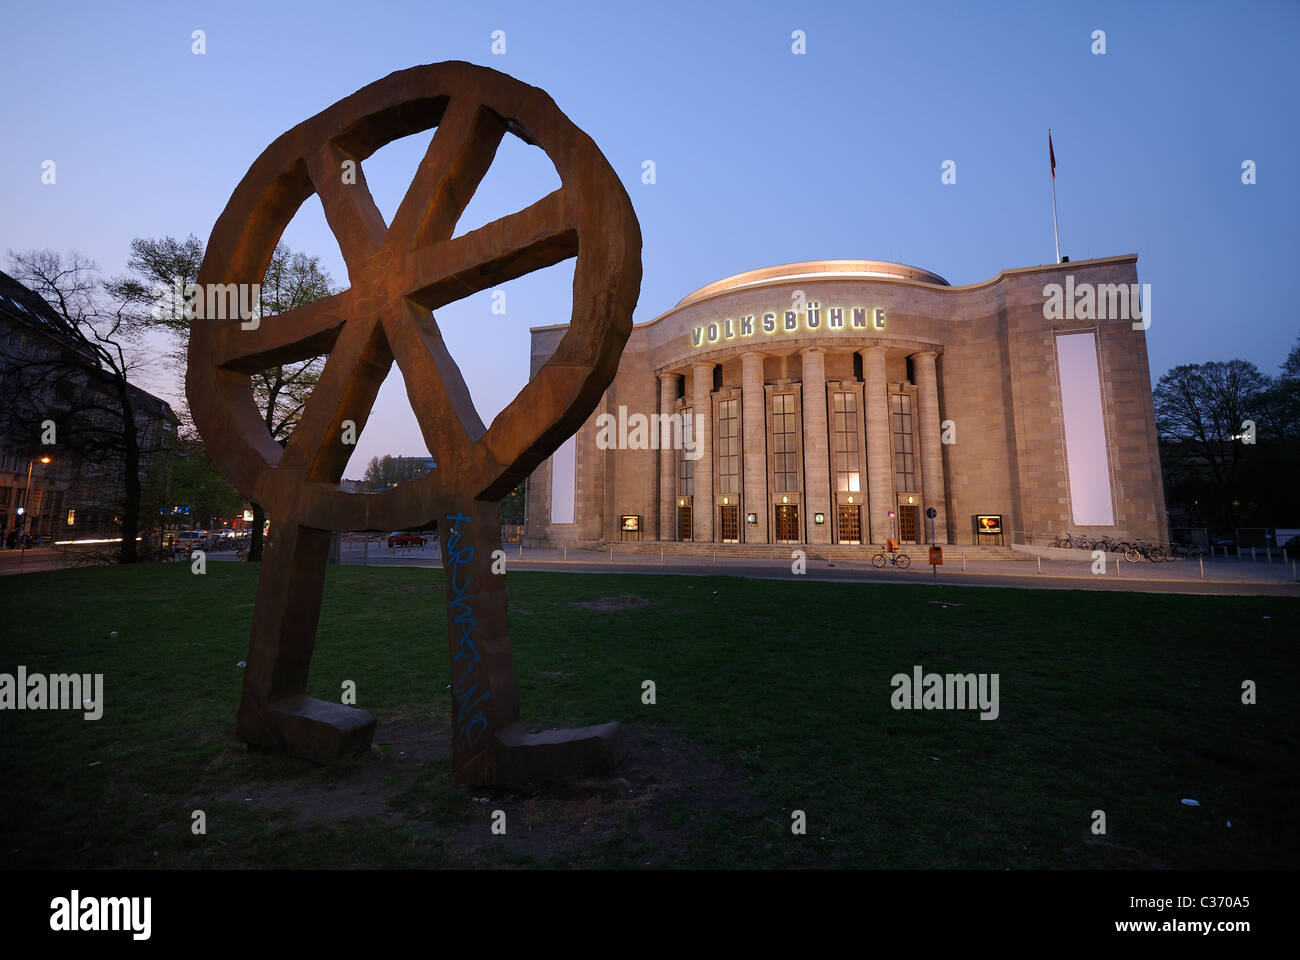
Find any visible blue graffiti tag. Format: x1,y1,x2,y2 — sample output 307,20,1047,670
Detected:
445,512,489,744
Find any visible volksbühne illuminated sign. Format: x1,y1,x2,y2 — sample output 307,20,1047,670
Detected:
691,303,886,348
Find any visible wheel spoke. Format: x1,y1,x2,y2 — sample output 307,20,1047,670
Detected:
279,313,392,482
381,301,489,477
305,141,388,271
216,290,353,373
387,96,509,251
401,188,577,310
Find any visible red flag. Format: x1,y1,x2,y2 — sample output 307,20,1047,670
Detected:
1049,132,1056,179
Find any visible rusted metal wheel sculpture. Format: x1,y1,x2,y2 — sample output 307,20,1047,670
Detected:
187,62,641,785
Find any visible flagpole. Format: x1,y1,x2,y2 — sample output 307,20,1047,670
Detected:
1049,128,1061,264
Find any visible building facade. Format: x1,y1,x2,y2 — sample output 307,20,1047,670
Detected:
524,256,1169,549
0,270,177,543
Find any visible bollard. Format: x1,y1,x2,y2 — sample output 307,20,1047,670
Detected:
1199,556,1205,581
610,545,614,563
962,553,966,572
661,547,665,564
1037,555,1042,575
1251,546,1257,562
519,541,523,559
564,545,567,561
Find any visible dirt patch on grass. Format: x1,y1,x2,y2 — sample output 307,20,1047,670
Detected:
440,726,769,867
571,595,653,612
203,718,765,867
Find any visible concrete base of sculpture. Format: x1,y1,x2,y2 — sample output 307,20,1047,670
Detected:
238,694,376,765
454,721,627,787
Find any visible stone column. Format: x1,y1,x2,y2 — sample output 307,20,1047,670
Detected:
911,350,949,543
800,347,831,544
658,372,680,541
690,361,714,542
860,346,893,545
740,352,768,543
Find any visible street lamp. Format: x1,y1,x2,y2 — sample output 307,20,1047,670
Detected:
18,455,51,563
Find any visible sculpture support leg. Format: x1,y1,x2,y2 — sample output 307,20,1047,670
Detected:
236,516,376,763
442,502,625,786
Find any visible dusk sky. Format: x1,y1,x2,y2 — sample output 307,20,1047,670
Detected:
3,0,1296,477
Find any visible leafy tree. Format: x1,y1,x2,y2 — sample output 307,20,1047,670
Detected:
167,439,245,534
123,236,335,560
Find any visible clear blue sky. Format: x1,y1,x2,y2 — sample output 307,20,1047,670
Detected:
3,0,1296,476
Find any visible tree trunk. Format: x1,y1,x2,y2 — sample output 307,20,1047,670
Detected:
249,502,267,561
118,385,141,564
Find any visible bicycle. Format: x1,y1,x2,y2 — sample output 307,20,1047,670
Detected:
1124,542,1170,562
1054,533,1095,550
871,550,911,569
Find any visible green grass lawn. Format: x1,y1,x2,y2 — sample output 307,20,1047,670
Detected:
1,563,1296,869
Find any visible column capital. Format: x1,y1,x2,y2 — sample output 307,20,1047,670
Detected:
858,344,889,356
908,349,939,361
799,345,826,357
658,370,683,383
691,360,714,374
740,350,767,362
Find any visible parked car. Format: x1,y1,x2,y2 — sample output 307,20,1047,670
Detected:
174,530,208,552
388,531,427,548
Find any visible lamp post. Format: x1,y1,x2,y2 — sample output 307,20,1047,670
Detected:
19,455,52,565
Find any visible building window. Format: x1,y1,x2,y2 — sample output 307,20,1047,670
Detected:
892,393,916,492
833,393,861,492
717,398,739,495
772,394,798,493
678,408,694,496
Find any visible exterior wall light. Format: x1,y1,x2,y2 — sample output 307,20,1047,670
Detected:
814,513,825,525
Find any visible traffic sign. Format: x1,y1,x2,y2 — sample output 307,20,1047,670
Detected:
887,508,895,518
925,506,937,519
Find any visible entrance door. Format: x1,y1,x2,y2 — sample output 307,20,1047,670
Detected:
719,505,739,543
836,504,861,544
897,505,918,543
774,504,800,542
678,505,692,541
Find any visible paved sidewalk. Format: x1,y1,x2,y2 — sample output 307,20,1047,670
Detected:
7,539,1295,596
337,540,1300,596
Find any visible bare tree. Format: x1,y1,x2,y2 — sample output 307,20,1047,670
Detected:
1,250,174,562
1154,359,1271,529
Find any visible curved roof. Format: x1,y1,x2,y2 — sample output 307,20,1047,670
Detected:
673,259,950,309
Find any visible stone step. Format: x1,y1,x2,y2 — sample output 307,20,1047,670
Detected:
568,540,1029,561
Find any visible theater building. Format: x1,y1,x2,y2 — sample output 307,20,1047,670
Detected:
523,255,1168,549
